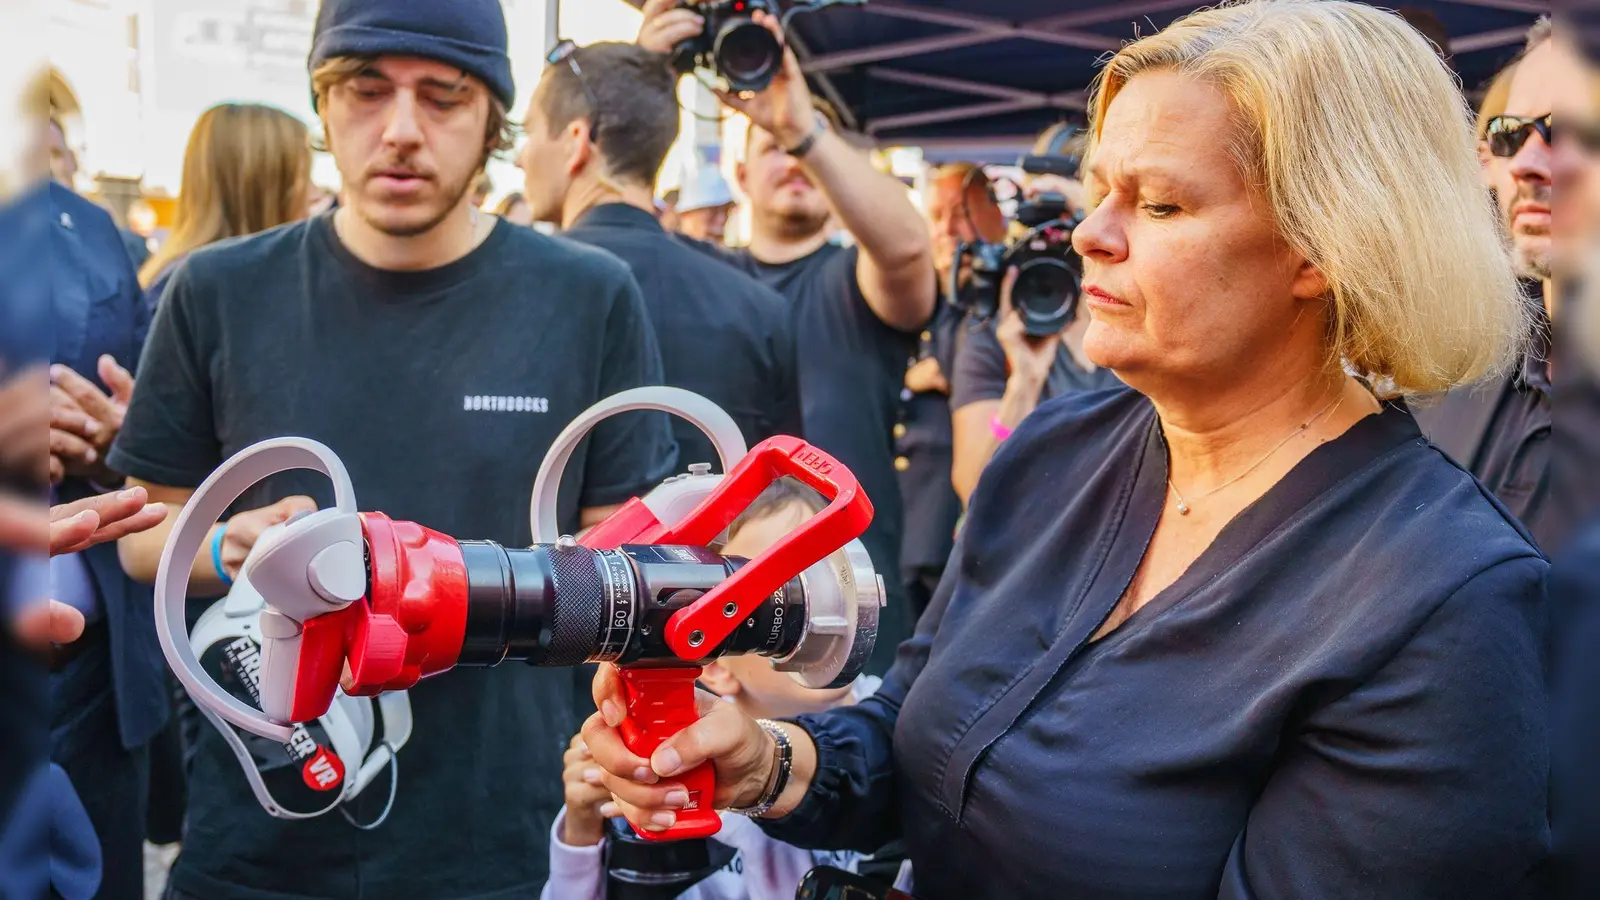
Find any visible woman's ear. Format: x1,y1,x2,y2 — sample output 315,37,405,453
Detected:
1290,257,1329,303
697,660,742,698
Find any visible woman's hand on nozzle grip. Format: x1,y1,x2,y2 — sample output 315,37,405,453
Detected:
582,663,776,833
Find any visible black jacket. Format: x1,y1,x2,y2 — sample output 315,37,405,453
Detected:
48,183,167,751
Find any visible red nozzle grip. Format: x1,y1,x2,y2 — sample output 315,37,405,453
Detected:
616,667,721,841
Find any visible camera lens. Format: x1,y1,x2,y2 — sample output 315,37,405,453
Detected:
1014,258,1080,335
714,20,781,90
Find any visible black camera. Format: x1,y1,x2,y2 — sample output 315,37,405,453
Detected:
672,0,784,93
947,217,1080,338
946,153,1083,337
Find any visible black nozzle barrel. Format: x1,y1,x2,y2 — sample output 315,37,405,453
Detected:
455,542,807,669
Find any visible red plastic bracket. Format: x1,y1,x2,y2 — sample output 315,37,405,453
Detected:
660,436,872,661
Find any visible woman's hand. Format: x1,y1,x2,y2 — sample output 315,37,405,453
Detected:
581,663,780,833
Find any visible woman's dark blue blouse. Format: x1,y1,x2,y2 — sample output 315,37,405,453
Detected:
763,386,1549,899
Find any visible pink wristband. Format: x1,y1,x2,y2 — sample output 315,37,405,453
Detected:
990,413,1014,442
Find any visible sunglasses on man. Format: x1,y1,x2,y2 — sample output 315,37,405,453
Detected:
547,39,603,142
1484,114,1553,158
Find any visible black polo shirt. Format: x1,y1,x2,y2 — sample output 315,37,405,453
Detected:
725,243,919,674
563,203,800,470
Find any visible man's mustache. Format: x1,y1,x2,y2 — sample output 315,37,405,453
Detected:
1513,182,1551,207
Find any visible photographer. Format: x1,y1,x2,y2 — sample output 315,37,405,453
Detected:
108,1,676,896
521,41,800,471
584,3,1548,897
639,1,936,671
893,162,1002,621
947,134,1119,505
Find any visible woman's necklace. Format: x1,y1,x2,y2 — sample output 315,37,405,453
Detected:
1166,391,1347,515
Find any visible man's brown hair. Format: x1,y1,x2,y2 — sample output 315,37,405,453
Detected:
310,55,516,167
536,43,680,187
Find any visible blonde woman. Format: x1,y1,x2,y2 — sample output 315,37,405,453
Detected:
583,1,1548,896
139,103,311,298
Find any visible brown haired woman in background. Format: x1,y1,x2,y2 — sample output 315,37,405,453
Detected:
139,103,311,299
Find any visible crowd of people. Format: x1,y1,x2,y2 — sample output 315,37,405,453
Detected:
3,0,1597,897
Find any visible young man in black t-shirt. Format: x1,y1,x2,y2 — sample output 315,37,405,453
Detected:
639,1,935,671
109,2,676,897
521,42,800,471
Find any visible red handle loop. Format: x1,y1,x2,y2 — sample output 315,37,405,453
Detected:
616,667,721,840
660,436,872,661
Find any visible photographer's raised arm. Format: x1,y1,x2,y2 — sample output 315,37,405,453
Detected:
658,5,934,332
790,126,935,332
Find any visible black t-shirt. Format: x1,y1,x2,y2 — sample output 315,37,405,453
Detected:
563,203,800,470
108,213,677,899
949,322,1121,413
727,243,917,674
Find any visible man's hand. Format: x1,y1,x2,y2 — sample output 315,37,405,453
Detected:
218,496,318,579
905,356,950,395
50,357,134,484
637,0,704,55
709,13,815,148
0,365,50,485
996,268,1061,388
561,733,614,847
50,486,167,556
0,486,166,652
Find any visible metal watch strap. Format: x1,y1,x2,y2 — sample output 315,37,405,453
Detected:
727,718,793,818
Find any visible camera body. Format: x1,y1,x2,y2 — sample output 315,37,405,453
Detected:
672,0,783,93
949,218,1081,338
946,154,1084,338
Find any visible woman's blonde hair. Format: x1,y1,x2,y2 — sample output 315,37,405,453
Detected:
140,104,311,288
1086,0,1528,395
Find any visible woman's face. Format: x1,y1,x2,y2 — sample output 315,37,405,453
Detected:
1073,71,1327,394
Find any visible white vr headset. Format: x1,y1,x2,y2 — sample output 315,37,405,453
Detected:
187,520,412,828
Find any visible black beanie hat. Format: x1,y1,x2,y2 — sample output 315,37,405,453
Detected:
308,0,515,110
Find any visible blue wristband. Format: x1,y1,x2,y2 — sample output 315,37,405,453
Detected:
211,524,233,587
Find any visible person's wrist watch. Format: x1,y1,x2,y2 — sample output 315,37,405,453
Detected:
783,111,829,158
725,719,793,818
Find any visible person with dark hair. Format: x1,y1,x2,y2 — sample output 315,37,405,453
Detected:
639,2,935,672
107,1,677,896
520,41,800,471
